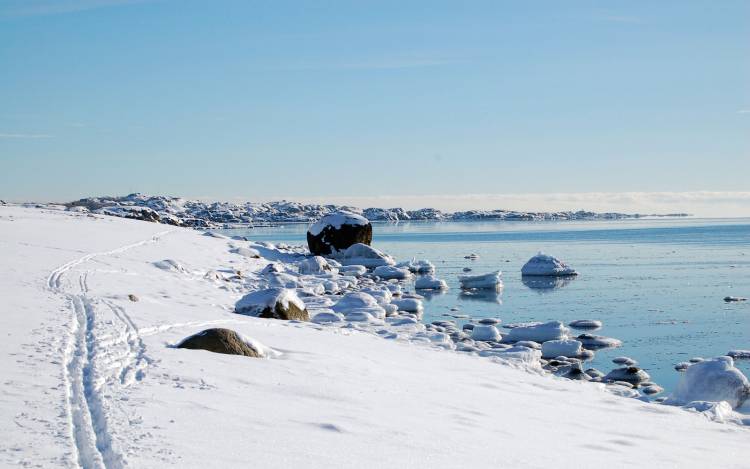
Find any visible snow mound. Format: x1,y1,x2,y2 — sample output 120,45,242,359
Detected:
414,275,448,290
153,259,187,272
332,292,386,319
471,325,501,342
458,271,503,290
391,298,424,313
337,243,395,268
541,339,583,358
668,357,750,409
308,211,369,236
311,311,345,324
577,334,622,349
506,321,568,343
230,246,261,258
521,252,577,277
298,256,338,275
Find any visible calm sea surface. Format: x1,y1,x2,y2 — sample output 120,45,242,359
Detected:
220,218,750,393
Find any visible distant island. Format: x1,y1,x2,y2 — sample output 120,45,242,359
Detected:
59,193,690,229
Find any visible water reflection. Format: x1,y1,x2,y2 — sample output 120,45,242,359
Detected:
521,275,576,293
420,289,448,301
458,289,503,304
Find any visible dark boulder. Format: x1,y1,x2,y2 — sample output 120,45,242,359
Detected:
307,212,372,256
177,328,261,357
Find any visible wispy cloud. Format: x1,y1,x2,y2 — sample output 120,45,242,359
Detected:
738,110,750,114
0,132,53,139
0,0,153,18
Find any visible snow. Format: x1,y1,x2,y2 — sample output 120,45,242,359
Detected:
668,357,750,409
577,334,623,349
372,265,412,280
297,256,337,275
234,288,306,316
414,275,449,290
3,205,750,469
541,339,583,358
505,321,569,343
396,259,435,273
458,271,503,290
391,298,424,313
470,325,501,341
336,243,395,267
308,211,369,236
521,252,578,276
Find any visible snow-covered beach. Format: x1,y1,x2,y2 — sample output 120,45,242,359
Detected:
1,205,749,468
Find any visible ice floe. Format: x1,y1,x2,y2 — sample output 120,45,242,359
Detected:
458,271,502,290
541,339,583,359
521,252,577,277
414,275,448,290
505,321,569,343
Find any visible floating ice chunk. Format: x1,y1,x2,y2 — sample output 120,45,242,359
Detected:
298,256,338,275
458,271,503,290
337,243,395,268
541,339,583,358
414,275,448,290
604,366,650,386
577,334,622,349
728,350,750,360
332,292,386,319
396,259,435,274
514,340,541,350
642,385,664,396
339,265,367,277
311,310,345,324
506,321,568,343
568,319,602,330
521,252,577,277
667,356,750,409
471,325,501,341
391,298,424,313
372,265,412,280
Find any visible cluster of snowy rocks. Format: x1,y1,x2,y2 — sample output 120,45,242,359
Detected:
60,193,680,228
162,212,749,425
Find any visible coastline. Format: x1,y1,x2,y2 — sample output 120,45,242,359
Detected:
1,205,748,468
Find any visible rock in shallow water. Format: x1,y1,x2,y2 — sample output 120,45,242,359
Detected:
604,366,650,386
521,252,577,277
307,212,372,256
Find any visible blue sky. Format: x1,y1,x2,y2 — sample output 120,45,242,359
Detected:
1,0,748,213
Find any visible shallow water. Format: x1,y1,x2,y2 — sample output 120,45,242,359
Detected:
220,218,750,394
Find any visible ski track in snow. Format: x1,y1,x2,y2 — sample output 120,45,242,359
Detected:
47,231,171,469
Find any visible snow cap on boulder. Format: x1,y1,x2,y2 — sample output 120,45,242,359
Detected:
521,252,577,277
668,356,750,409
235,288,309,321
307,211,372,255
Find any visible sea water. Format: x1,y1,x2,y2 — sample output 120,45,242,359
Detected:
221,217,750,393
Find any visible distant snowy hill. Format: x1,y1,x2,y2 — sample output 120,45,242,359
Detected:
64,193,687,228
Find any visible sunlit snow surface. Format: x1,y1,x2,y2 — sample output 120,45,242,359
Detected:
2,206,749,468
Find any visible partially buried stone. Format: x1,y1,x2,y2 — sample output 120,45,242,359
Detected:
177,328,261,357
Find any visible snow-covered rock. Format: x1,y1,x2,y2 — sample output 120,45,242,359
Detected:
235,288,309,321
298,256,338,275
577,334,622,349
541,340,583,359
396,259,435,274
339,265,367,277
568,319,602,330
331,292,386,319
471,325,501,342
230,246,261,258
521,252,577,277
307,211,372,255
311,310,345,324
505,321,568,343
604,366,651,386
414,275,448,290
728,350,750,360
372,265,412,280
668,357,750,409
458,271,503,290
391,298,424,313
336,243,395,268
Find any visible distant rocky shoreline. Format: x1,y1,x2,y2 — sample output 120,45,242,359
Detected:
61,193,690,229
